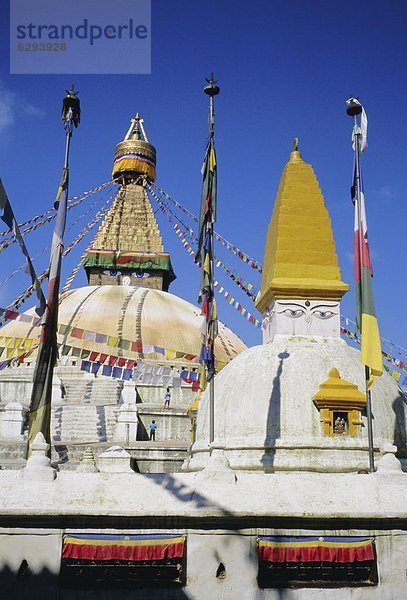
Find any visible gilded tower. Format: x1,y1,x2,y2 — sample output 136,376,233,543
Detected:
83,115,176,291
256,141,348,341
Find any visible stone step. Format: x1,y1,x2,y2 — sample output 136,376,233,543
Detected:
52,405,121,444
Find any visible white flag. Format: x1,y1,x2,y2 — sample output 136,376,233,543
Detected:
348,98,368,153
360,106,368,153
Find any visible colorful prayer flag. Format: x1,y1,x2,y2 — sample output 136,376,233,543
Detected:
27,150,70,457
195,134,218,381
352,155,383,388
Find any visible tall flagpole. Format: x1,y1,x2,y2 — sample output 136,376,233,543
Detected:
203,73,219,450
347,98,375,472
195,74,220,453
26,86,80,458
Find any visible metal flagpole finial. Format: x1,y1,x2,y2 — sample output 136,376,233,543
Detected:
346,95,368,154
204,72,220,97
204,73,220,136
62,84,81,130
346,96,363,117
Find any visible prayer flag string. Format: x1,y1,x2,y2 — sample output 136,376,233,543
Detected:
0,180,116,238
150,182,263,272
0,190,112,293
0,193,114,324
147,188,260,302
0,181,117,253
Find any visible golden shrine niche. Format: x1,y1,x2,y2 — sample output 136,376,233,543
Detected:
313,368,366,437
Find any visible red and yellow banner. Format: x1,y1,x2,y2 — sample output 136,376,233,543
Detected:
258,536,374,563
63,534,185,562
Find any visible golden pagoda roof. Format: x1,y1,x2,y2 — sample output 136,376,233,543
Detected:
92,182,163,253
313,367,366,409
255,142,348,313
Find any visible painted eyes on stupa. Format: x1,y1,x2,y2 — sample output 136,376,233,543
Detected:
312,310,336,320
279,307,336,320
103,270,150,278
281,308,305,318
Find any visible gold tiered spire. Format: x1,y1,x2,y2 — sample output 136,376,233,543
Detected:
83,116,176,291
92,184,163,253
255,141,348,313
112,113,156,182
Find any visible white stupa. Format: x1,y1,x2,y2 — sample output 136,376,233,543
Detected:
186,143,406,473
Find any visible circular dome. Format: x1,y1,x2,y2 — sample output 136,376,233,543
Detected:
0,285,246,368
187,335,406,473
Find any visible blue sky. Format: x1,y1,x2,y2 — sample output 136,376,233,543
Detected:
0,0,406,353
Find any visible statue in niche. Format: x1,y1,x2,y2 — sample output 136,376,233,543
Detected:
334,415,347,435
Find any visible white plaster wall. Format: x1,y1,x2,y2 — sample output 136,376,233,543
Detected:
0,529,62,575
0,529,406,599
186,532,258,599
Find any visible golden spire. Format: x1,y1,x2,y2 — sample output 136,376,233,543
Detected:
92,184,164,253
112,114,156,182
83,116,176,291
255,141,348,313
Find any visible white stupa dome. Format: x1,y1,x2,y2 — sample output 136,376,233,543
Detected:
186,335,406,473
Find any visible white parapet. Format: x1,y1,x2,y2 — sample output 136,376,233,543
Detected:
51,374,64,405
22,432,56,481
97,446,134,473
114,403,138,443
1,401,25,440
121,381,136,405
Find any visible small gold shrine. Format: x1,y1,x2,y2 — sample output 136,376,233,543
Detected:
313,368,366,437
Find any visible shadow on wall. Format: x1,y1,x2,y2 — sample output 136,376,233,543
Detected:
148,473,263,598
0,564,57,600
149,473,217,511
393,391,407,459
261,351,290,473
135,387,143,404
137,416,149,441
0,564,190,600
96,405,107,442
274,589,297,600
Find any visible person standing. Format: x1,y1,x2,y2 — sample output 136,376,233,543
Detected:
149,420,157,441
163,387,171,408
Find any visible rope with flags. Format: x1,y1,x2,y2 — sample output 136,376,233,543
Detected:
1,190,112,323
0,180,117,254
147,186,260,301
61,194,114,294
0,179,115,239
0,189,113,294
150,181,262,272
61,226,101,294
0,179,46,317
